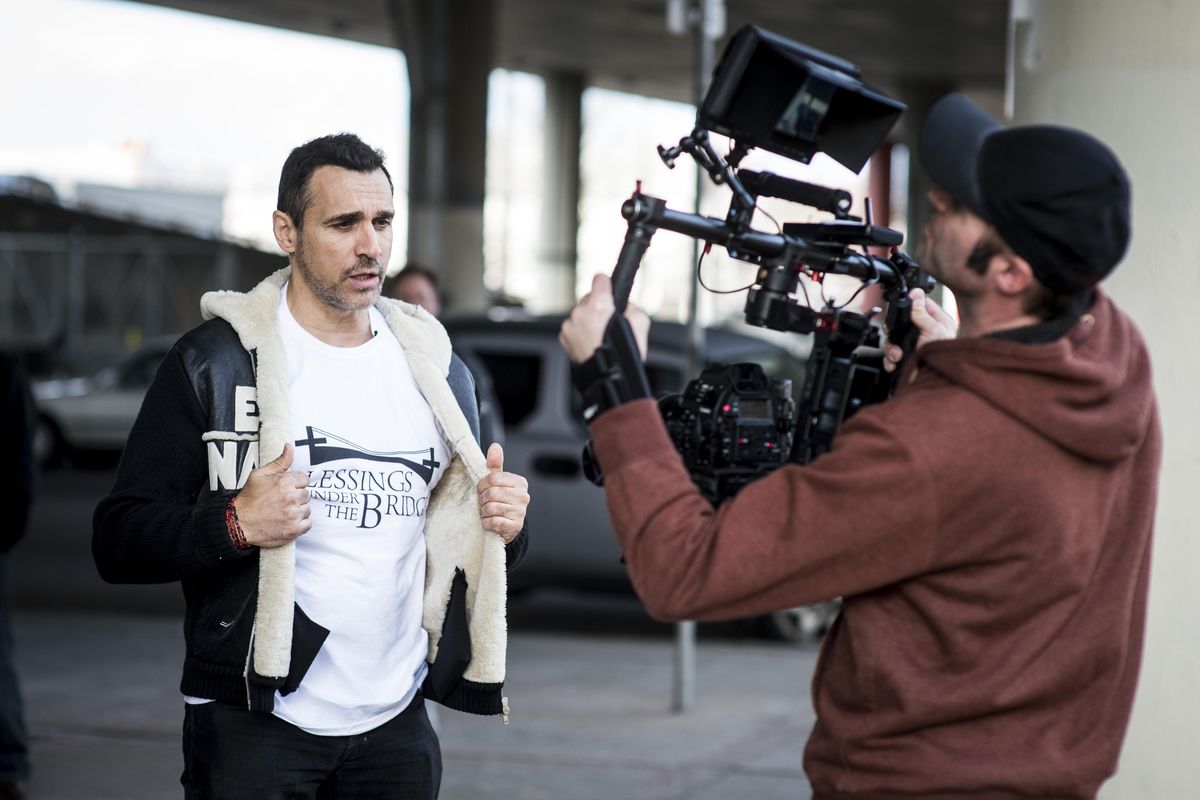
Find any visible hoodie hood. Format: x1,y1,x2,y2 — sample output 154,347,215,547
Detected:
915,291,1154,463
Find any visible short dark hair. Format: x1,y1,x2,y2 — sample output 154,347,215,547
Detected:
1023,284,1090,322
277,133,393,229
384,264,441,302
392,263,439,289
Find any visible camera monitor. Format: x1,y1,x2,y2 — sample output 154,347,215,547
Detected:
698,26,905,174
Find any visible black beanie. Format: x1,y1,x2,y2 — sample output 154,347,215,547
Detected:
918,94,1131,295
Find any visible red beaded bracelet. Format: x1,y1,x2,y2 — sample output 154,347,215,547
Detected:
225,498,250,550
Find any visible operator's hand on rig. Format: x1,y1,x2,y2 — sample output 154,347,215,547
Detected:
561,274,653,489
559,274,650,364
882,288,958,373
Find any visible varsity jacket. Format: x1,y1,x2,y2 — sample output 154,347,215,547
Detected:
94,267,518,716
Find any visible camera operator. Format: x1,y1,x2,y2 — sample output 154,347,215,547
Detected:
559,94,1160,799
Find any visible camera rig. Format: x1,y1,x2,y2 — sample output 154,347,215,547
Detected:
582,26,935,502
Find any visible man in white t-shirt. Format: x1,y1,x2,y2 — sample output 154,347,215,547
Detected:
94,133,529,799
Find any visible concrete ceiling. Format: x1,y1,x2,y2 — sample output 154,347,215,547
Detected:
127,0,1008,103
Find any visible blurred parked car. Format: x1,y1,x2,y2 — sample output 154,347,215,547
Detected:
32,337,176,467
30,314,838,640
445,313,839,642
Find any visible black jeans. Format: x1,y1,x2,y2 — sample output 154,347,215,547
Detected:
182,694,441,800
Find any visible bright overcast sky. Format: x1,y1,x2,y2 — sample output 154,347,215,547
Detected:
0,0,408,246
0,0,877,316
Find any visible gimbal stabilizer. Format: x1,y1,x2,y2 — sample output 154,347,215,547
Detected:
578,25,934,491
607,141,932,465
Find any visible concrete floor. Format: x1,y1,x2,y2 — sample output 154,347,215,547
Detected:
12,606,817,799
9,465,819,799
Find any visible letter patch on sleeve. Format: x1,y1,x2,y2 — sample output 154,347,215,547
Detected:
208,440,260,491
233,385,259,433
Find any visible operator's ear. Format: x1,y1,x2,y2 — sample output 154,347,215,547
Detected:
273,210,298,255
991,252,1036,298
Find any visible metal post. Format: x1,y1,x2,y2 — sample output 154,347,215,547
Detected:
671,0,724,714
65,228,86,357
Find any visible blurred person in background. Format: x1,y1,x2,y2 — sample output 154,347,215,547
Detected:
387,264,506,451
560,94,1159,799
388,264,443,317
93,133,528,800
0,353,35,800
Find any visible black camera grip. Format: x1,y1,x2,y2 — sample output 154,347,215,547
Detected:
612,231,647,315
603,314,651,399
570,314,651,427
884,296,921,394
739,170,853,218
886,294,916,350
613,193,665,313
884,249,932,360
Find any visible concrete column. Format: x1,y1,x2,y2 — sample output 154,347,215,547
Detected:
391,0,493,311
867,142,892,229
1011,2,1200,796
539,71,584,311
896,82,954,258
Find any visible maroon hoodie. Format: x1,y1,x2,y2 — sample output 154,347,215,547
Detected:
590,291,1159,799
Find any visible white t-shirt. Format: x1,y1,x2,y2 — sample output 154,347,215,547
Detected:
267,286,449,735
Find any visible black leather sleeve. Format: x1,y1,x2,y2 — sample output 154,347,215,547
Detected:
92,346,251,584
504,523,529,572
448,351,528,573
447,353,482,445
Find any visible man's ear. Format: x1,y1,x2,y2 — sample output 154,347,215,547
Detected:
991,252,1036,298
273,210,298,254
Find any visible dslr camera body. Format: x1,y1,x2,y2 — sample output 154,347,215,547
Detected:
660,362,795,504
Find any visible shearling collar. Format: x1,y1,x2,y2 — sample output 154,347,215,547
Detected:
200,266,453,373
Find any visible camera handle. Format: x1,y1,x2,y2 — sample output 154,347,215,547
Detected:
604,189,658,402
575,192,665,486
881,248,936,389
572,202,657,423
738,170,853,220
612,191,665,313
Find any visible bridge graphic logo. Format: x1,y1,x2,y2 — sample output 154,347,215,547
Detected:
294,426,441,485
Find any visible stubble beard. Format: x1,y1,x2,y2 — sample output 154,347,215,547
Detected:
916,228,942,284
916,227,963,296
294,241,382,312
